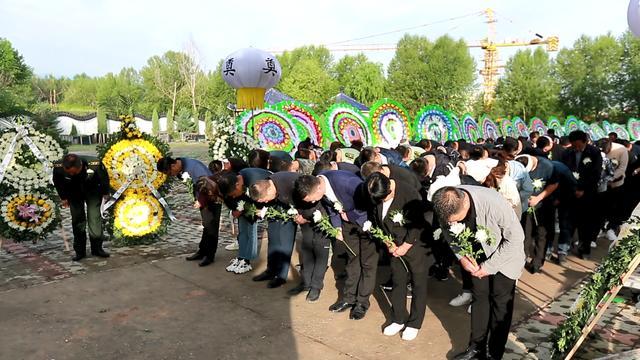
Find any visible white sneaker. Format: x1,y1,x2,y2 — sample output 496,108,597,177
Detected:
606,229,617,241
225,258,239,272
449,292,473,307
233,259,253,274
591,241,597,248
225,241,239,251
401,327,419,341
383,323,404,336
467,304,472,314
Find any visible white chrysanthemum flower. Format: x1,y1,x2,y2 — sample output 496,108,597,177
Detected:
449,222,466,236
475,228,489,243
433,228,442,240
392,212,404,224
334,201,343,212
258,207,268,219
573,172,580,180
181,172,191,182
236,200,245,211
312,210,323,223
362,220,372,232
532,178,545,191
582,158,592,165
287,206,298,216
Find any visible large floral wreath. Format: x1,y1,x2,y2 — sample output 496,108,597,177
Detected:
97,115,172,246
208,117,257,161
0,118,64,243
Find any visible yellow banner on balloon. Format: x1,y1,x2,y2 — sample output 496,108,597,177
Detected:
237,88,266,110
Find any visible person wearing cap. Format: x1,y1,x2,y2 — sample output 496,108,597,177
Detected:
515,154,559,273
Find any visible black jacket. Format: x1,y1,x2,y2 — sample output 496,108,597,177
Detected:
560,144,602,193
52,156,110,200
369,183,425,246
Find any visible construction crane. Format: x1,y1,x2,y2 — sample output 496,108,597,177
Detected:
268,8,559,109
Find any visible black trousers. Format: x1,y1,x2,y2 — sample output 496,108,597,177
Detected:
390,245,428,328
300,223,330,290
342,222,379,308
572,192,599,255
69,196,103,255
199,204,221,258
600,186,625,231
524,201,555,268
470,272,516,360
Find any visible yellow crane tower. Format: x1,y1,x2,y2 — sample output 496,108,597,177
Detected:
470,8,559,109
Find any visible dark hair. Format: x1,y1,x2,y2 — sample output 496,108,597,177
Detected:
608,132,618,139
320,150,337,162
536,136,551,150
416,139,432,151
329,141,344,152
209,160,223,173
596,138,612,153
359,148,376,163
268,157,291,172
547,128,556,136
247,149,270,169
410,157,429,178
568,130,588,143
365,172,391,204
228,158,248,172
360,161,383,178
483,160,507,189
560,136,571,146
469,146,485,161
216,171,240,197
529,131,540,140
156,157,177,173
62,153,83,169
502,137,519,156
515,155,529,169
396,144,411,158
432,187,466,223
350,140,364,151
196,176,222,204
295,148,312,160
476,137,485,143
293,175,321,200
312,160,332,175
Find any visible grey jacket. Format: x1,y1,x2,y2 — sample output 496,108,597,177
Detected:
458,185,526,280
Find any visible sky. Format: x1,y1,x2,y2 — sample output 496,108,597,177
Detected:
0,0,631,78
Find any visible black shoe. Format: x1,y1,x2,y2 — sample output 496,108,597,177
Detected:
71,253,86,262
577,252,591,260
186,252,204,261
306,288,321,303
525,262,539,274
556,254,566,264
349,304,367,320
287,283,309,296
453,347,486,360
198,256,214,267
252,271,274,282
329,301,353,313
267,277,286,288
91,249,110,258
434,266,449,281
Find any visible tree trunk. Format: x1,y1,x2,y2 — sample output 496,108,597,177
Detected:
171,81,177,117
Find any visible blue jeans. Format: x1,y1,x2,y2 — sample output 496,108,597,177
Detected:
267,220,297,280
237,216,258,260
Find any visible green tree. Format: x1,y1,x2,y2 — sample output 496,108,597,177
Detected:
386,35,476,114
62,73,98,109
493,48,560,120
279,58,338,112
204,110,212,137
31,75,69,108
332,54,385,105
166,108,175,136
175,107,195,133
278,45,333,75
140,51,186,117
618,31,640,119
97,107,108,134
0,38,33,116
555,34,622,120
96,67,144,117
151,108,160,135
70,124,78,136
201,61,235,117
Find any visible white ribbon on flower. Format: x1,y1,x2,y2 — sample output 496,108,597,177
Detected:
0,118,53,185
101,166,176,221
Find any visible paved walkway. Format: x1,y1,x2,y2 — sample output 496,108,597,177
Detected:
1,182,638,359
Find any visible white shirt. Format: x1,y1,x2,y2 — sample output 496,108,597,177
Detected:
319,175,338,204
382,197,393,219
379,153,389,165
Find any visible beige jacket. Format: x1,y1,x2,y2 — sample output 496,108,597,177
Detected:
608,142,628,188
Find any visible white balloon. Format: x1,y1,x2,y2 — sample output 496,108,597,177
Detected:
221,48,282,89
628,0,640,37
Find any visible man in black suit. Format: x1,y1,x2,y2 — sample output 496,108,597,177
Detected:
249,171,299,289
312,160,360,176
364,173,429,341
560,130,603,259
293,171,375,320
359,161,422,193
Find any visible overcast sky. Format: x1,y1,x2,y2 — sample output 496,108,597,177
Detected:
0,0,630,77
